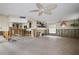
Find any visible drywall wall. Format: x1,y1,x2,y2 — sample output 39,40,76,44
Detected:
0,15,9,31
56,20,79,29
9,16,27,23
28,20,37,29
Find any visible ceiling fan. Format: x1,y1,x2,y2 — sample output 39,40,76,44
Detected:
30,3,57,16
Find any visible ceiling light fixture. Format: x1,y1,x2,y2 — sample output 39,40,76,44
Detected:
61,21,67,28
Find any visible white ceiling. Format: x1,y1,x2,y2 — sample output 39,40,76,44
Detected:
0,3,79,24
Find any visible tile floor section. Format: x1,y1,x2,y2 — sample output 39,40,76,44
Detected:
0,35,79,55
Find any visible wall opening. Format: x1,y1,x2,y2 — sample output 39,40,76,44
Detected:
49,25,56,34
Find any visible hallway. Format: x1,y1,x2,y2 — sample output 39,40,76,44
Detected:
0,36,79,55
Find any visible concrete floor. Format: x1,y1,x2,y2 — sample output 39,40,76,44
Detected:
0,36,79,55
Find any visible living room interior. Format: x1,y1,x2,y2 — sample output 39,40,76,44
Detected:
0,3,79,55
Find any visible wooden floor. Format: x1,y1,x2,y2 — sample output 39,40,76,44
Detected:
0,36,79,55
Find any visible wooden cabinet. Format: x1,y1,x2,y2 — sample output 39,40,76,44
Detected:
3,31,9,40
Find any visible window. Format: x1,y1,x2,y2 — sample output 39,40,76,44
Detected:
49,25,56,34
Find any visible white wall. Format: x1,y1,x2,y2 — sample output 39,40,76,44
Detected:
0,15,9,31
28,19,37,29
9,16,28,29
9,16,27,23
56,20,79,29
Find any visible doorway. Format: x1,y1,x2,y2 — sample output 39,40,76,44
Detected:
49,25,56,35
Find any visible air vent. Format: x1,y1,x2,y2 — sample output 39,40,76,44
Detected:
20,16,26,19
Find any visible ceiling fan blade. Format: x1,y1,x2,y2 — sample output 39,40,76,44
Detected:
44,11,52,15
30,10,39,12
45,4,57,11
38,11,43,16
36,3,43,9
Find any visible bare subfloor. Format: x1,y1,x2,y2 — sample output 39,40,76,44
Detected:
0,36,79,55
